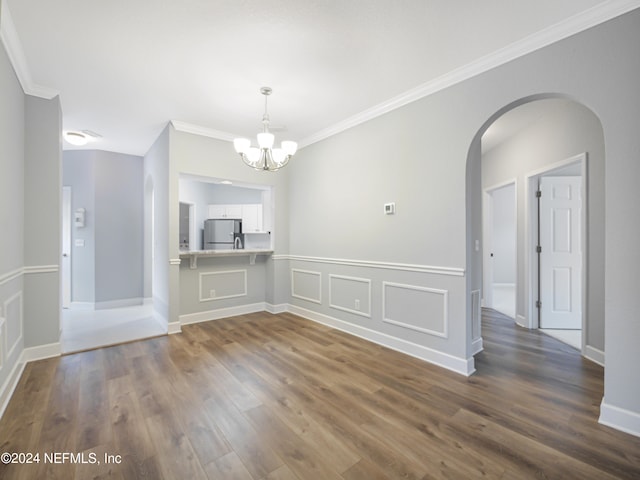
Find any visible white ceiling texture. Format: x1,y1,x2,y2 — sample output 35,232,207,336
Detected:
3,0,638,156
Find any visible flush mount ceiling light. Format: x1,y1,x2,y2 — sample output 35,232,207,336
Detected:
233,87,297,172
63,131,88,146
63,129,102,146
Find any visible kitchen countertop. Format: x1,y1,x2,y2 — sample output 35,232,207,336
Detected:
179,248,273,268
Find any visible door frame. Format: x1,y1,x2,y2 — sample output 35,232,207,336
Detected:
524,153,587,349
482,178,517,316
62,186,72,309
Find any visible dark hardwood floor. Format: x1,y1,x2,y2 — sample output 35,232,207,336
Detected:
1,309,639,479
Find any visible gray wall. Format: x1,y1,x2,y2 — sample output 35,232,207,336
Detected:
144,126,171,321
63,150,144,306
0,35,26,395
481,99,605,351
23,95,62,347
289,11,640,417
94,151,144,304
63,151,96,303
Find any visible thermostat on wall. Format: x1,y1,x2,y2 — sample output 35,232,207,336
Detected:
384,202,396,215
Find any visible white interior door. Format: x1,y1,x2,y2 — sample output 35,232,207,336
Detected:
62,186,71,308
539,176,581,329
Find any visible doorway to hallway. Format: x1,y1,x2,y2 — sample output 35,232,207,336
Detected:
483,181,516,319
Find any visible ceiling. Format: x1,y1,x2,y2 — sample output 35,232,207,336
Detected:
3,0,633,156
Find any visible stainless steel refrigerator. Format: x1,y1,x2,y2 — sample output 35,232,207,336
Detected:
203,219,243,250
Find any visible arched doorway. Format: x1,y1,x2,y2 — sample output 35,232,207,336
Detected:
466,95,605,366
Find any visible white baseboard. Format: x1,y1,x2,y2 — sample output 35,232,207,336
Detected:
95,297,144,310
168,321,182,335
516,314,527,328
599,399,640,438
0,341,61,420
584,345,605,367
0,357,27,420
22,342,61,362
265,303,288,314
287,304,474,376
179,302,266,326
471,337,483,355
70,301,94,310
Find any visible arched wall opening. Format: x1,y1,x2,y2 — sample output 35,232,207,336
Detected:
466,94,606,366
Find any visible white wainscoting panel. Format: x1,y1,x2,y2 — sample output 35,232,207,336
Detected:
3,292,22,360
471,289,481,340
382,282,448,338
329,274,371,318
0,316,5,370
291,269,322,304
199,270,247,302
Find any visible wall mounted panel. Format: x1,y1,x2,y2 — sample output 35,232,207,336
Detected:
383,282,448,338
199,269,247,302
3,292,22,359
291,269,322,304
329,274,371,318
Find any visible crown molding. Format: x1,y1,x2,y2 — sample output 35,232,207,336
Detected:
0,2,58,99
298,0,640,148
171,120,236,143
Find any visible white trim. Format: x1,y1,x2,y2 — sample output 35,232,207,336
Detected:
167,321,182,334
69,301,94,310
180,302,266,325
328,274,372,318
169,258,182,266
297,0,640,148
584,345,605,367
23,265,59,274
94,297,144,310
291,268,322,304
199,269,248,302
171,120,237,143
471,289,481,342
265,303,287,314
382,281,449,339
21,342,61,362
0,268,22,286
287,304,474,376
599,399,640,438
471,337,483,356
276,254,464,276
0,265,59,286
516,314,528,328
0,316,5,370
0,358,26,420
0,3,59,99
3,291,23,360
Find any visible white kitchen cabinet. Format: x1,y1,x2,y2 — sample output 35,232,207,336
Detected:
207,204,243,219
241,204,264,233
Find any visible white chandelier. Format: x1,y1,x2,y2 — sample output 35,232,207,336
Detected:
233,87,297,172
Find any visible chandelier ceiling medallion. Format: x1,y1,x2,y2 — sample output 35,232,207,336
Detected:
233,87,297,172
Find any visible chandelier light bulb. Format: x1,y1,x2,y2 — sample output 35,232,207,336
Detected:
233,138,250,154
257,132,274,149
281,140,298,156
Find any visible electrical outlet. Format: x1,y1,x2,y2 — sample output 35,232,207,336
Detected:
355,299,360,310
210,289,216,298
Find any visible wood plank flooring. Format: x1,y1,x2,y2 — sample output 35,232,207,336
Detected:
1,309,639,479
